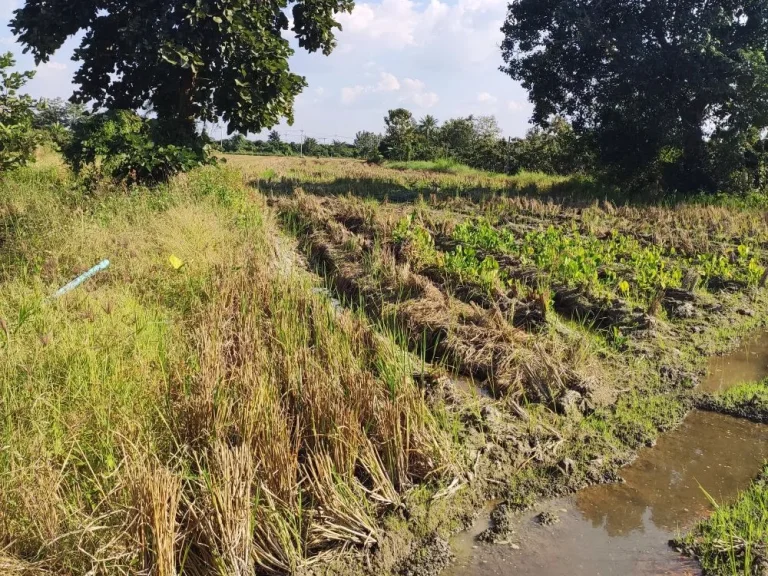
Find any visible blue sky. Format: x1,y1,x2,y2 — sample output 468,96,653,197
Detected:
1,0,535,142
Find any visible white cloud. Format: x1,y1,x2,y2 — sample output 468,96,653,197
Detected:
377,72,400,92
44,62,68,71
402,78,425,92
314,87,325,97
337,0,506,60
341,71,432,106
411,91,439,108
399,77,438,108
507,100,525,111
341,85,366,104
477,92,497,104
337,0,421,49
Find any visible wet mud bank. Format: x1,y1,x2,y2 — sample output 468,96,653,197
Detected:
446,336,768,576
446,411,768,576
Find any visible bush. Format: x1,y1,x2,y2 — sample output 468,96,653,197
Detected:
0,52,40,173
62,110,214,185
366,150,385,165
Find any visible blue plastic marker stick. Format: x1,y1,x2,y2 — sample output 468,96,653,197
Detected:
52,259,111,299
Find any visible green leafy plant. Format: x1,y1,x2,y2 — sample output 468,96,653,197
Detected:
442,245,504,292
451,219,689,304
0,52,39,173
62,110,214,185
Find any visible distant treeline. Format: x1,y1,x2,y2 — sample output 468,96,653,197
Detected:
211,131,357,158
212,109,593,177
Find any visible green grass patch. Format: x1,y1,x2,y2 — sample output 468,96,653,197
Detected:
701,379,768,423
679,465,768,575
386,158,505,177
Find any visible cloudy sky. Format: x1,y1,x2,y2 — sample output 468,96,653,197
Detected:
1,0,535,142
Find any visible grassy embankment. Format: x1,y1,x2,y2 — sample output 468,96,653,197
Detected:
0,154,457,574
4,153,768,575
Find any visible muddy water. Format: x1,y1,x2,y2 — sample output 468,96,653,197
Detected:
447,411,768,576
446,335,768,576
701,331,768,393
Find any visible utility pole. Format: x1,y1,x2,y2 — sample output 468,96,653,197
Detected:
300,129,305,157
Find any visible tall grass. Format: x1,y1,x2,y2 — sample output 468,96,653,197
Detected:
0,160,451,573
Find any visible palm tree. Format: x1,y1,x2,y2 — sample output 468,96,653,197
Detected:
417,115,439,141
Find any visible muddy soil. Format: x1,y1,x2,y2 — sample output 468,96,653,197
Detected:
447,411,768,576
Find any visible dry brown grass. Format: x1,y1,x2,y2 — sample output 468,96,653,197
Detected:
0,162,453,574
225,154,573,201
127,461,181,576
285,192,602,405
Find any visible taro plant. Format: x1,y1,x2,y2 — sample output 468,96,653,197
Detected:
392,214,438,267
442,245,505,292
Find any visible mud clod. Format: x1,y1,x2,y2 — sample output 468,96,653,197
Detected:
672,301,697,319
397,535,454,576
477,503,519,544
536,510,561,526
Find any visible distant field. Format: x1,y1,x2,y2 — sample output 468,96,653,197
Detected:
223,154,585,201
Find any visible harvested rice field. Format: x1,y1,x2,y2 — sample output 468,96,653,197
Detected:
3,153,768,576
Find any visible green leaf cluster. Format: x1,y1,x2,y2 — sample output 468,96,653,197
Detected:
12,0,354,136
0,52,39,173
62,110,215,184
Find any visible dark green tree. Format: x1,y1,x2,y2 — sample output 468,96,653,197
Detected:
380,108,415,161
512,117,594,175
330,139,353,157
416,115,439,141
268,130,282,145
34,97,86,130
12,0,354,141
222,134,249,153
501,0,768,192
302,136,320,156
0,52,39,172
353,131,381,158
439,117,476,160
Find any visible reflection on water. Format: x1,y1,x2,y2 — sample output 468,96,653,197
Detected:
576,411,768,535
701,331,768,393
446,412,768,576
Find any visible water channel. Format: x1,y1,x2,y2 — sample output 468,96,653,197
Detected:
445,333,768,576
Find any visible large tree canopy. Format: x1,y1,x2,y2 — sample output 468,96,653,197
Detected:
501,0,768,191
11,0,354,137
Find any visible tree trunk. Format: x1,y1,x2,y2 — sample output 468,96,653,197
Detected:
680,101,714,193
160,68,197,145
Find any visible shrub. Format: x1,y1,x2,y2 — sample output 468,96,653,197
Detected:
0,52,39,173
62,110,214,185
